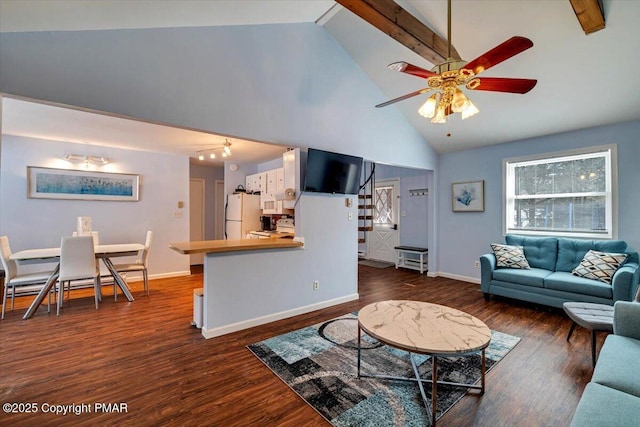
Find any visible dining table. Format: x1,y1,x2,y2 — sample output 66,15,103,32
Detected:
10,243,145,319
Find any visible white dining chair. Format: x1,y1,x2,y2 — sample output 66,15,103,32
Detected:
58,236,100,315
72,230,100,245
113,230,153,296
1,235,53,319
68,230,112,298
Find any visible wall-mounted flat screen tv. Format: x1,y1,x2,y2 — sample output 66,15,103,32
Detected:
304,148,363,195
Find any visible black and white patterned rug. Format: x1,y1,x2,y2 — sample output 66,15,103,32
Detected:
358,259,396,269
248,313,520,426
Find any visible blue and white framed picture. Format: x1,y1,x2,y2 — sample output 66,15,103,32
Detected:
452,180,484,212
27,166,140,201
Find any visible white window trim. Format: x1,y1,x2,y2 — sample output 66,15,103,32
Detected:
502,144,618,239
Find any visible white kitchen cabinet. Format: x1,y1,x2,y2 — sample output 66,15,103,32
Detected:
258,147,299,214
282,149,297,209
267,170,277,194
245,173,263,194
276,168,285,192
283,150,296,191
262,169,280,214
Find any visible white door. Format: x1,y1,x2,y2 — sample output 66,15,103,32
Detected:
189,179,205,265
368,179,400,263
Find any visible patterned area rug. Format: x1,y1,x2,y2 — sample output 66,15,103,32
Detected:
358,259,395,268
248,313,520,427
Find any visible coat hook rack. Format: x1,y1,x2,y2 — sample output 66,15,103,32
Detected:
408,188,428,197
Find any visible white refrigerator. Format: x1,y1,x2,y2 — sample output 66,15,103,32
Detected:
225,193,261,239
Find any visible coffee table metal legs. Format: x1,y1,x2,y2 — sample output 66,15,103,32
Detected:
410,352,434,424
357,327,487,426
357,324,362,378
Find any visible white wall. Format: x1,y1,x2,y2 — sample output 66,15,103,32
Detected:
203,192,359,337
0,135,190,279
0,23,438,171
0,23,438,314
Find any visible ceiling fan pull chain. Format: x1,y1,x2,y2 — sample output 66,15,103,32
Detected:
447,0,452,59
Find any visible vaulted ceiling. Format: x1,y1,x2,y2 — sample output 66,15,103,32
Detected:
1,0,639,157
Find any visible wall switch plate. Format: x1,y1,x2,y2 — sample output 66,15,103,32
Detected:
313,280,320,290
474,260,480,268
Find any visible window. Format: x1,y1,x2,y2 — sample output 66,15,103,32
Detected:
504,145,616,239
374,186,394,225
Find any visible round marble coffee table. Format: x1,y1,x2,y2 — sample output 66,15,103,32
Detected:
357,300,491,426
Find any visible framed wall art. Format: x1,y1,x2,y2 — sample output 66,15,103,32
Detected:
452,180,484,212
27,166,140,201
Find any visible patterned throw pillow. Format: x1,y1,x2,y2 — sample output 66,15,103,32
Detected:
572,250,628,284
491,243,531,269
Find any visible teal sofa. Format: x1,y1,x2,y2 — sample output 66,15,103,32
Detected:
570,301,640,426
480,235,640,308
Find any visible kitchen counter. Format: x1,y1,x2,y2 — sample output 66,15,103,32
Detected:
169,236,309,339
169,237,303,255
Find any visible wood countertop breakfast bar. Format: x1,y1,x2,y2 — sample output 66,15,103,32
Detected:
168,237,303,255
169,237,306,339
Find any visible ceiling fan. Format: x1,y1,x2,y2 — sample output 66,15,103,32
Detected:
376,0,537,124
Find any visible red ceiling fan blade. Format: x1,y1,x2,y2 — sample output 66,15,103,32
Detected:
375,88,430,108
388,62,438,79
464,36,534,75
470,77,537,94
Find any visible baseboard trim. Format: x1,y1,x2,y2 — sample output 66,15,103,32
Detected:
123,270,191,283
433,271,480,284
201,293,360,339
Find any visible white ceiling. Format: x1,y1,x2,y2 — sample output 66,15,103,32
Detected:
1,0,639,158
1,96,288,166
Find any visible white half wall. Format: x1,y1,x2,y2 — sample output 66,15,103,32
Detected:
0,135,190,278
202,192,359,337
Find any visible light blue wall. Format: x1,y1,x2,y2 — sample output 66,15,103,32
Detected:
437,120,640,282
0,135,190,278
257,157,283,172
0,23,437,170
374,164,429,248
203,193,358,336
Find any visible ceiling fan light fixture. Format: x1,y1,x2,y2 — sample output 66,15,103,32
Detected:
431,105,447,124
375,0,536,127
461,101,479,120
451,88,470,113
418,93,438,118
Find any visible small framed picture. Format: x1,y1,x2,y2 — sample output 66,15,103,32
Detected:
452,180,484,212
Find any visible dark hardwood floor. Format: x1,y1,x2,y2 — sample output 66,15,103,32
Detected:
0,265,595,426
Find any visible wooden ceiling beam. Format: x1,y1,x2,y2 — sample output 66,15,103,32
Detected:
569,0,605,34
335,0,460,65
